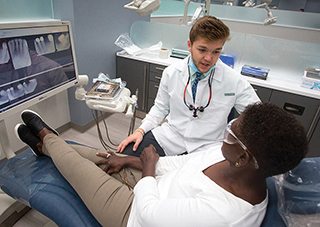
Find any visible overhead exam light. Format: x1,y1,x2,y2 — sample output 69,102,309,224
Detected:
124,0,161,16
243,0,277,26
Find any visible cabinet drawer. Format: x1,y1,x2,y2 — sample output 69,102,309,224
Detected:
150,72,162,82
148,81,159,99
269,90,320,131
150,64,167,74
252,85,272,103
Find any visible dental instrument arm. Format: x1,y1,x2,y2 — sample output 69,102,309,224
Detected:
262,4,277,25
243,0,255,7
182,0,235,26
124,0,161,16
186,4,204,27
75,75,89,101
74,75,138,151
249,0,277,25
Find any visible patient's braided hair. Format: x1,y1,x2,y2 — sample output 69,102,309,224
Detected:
189,15,230,45
237,102,308,177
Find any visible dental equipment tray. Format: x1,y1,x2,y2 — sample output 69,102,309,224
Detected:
86,80,122,100
241,65,270,80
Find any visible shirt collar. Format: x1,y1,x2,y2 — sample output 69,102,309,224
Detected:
188,58,215,79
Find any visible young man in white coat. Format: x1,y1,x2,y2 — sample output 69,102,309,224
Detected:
118,16,260,157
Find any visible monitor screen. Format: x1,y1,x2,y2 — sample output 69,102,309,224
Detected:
0,21,78,120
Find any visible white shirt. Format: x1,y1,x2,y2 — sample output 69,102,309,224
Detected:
127,143,268,227
139,57,260,155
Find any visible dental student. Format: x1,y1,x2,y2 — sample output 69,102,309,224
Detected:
118,16,260,157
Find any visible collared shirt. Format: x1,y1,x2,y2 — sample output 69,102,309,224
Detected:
188,58,215,85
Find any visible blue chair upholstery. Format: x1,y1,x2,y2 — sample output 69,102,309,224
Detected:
261,177,286,227
0,141,101,227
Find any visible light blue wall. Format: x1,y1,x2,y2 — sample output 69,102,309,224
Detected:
0,0,53,21
52,0,149,126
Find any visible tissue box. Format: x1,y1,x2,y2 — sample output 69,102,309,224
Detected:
241,65,269,80
300,68,320,91
301,77,320,91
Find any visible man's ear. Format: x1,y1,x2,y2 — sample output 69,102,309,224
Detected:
187,40,191,52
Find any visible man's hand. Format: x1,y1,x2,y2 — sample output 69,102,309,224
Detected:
140,145,159,178
117,128,144,153
95,152,127,174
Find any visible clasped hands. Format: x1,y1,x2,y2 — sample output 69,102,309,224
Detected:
95,144,159,177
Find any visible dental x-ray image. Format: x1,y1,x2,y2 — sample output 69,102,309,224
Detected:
8,39,32,70
55,33,70,51
0,89,8,105
0,41,10,65
0,29,75,113
34,34,56,55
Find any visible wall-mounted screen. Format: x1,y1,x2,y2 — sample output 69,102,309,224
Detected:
0,21,78,120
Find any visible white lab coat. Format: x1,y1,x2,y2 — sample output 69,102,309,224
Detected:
139,57,260,155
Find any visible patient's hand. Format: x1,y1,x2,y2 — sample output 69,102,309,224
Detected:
140,145,159,178
95,152,127,174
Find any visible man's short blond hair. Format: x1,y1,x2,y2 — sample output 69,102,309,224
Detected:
189,16,230,45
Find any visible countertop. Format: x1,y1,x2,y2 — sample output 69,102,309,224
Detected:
117,51,320,100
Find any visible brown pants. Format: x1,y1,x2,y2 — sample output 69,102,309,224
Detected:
42,134,142,227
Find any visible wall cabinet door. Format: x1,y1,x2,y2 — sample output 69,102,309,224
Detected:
308,118,320,157
306,106,320,157
116,57,149,112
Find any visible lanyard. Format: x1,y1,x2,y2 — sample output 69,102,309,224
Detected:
183,65,214,118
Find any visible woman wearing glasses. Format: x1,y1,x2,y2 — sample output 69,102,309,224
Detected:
15,102,308,227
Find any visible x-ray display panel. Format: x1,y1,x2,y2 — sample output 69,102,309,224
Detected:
0,22,77,116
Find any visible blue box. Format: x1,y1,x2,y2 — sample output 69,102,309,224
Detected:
220,54,235,68
241,65,270,80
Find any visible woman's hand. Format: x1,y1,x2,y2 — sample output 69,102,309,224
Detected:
140,144,159,178
95,152,127,174
117,128,144,153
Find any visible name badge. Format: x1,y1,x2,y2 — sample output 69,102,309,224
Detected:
225,93,235,96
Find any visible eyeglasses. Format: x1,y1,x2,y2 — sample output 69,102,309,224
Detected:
224,118,259,169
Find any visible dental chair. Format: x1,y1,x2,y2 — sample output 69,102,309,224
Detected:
0,141,101,227
1,142,319,226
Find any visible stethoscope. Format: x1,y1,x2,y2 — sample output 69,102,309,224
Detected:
183,60,215,118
